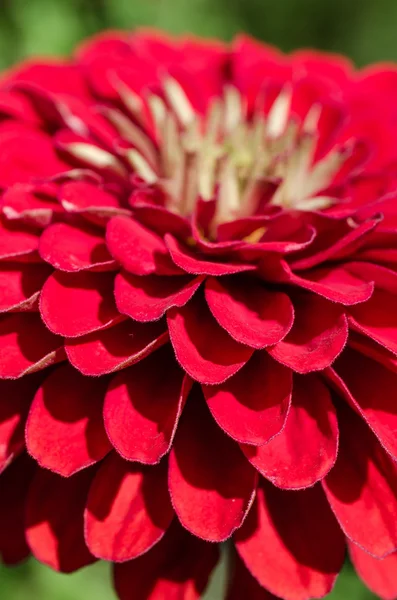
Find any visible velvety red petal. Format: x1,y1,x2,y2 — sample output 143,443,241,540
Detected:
0,312,63,378
0,218,39,261
168,293,254,385
0,262,52,312
203,351,291,445
165,234,256,276
25,467,96,573
235,483,345,600
114,519,219,600
268,292,348,373
0,454,35,564
65,319,167,376
227,552,278,600
350,543,397,600
107,216,181,275
39,222,115,272
40,270,120,337
26,364,111,476
205,276,294,349
115,271,203,322
104,347,190,464
168,390,257,542
323,403,397,558
349,288,397,356
329,348,397,461
84,453,173,562
242,374,338,489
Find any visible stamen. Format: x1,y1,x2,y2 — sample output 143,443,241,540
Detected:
163,77,195,127
125,149,158,184
267,87,292,139
67,143,127,177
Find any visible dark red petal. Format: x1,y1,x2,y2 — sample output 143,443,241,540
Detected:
165,233,256,276
26,364,111,476
350,543,397,600
0,263,52,313
114,519,219,600
115,271,203,322
349,288,397,356
107,216,181,275
227,552,278,600
243,374,338,489
84,453,173,562
203,351,291,445
331,349,397,461
169,390,257,542
268,292,348,373
0,454,35,564
235,483,345,600
40,270,120,337
105,347,190,464
168,293,254,385
39,222,115,272
0,312,63,378
205,276,294,349
65,319,167,376
0,375,42,470
25,467,96,573
323,403,397,558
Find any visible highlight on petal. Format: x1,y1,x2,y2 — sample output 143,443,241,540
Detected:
104,346,190,464
114,520,219,600
168,389,257,542
235,483,345,600
168,292,254,385
0,312,63,378
203,351,291,445
115,271,203,322
25,467,96,573
26,364,111,477
205,276,294,349
39,221,116,272
40,270,120,337
323,402,397,558
65,319,167,376
242,374,339,489
107,216,180,275
349,542,397,600
84,453,173,562
268,292,348,373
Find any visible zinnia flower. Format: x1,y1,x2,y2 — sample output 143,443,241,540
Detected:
1,28,397,600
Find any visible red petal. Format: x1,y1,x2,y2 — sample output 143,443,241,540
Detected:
0,375,42,469
0,312,63,378
169,390,257,542
0,262,52,312
0,454,35,564
323,403,397,558
350,288,397,356
268,292,348,373
227,552,278,600
39,222,115,272
243,374,338,489
65,319,167,376
104,347,190,464
25,467,96,572
26,364,111,476
203,351,291,445
60,181,120,212
0,218,39,261
168,293,254,384
84,453,173,562
205,276,294,349
329,349,397,461
114,519,219,600
40,270,120,337
115,271,203,322
236,483,345,600
107,216,181,275
350,543,397,600
165,234,256,276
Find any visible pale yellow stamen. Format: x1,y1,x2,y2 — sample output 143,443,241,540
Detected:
163,77,195,127
125,149,158,184
67,143,127,177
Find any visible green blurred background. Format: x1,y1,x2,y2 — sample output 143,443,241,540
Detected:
0,0,395,597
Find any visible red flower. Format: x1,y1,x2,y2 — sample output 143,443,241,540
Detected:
1,28,397,600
